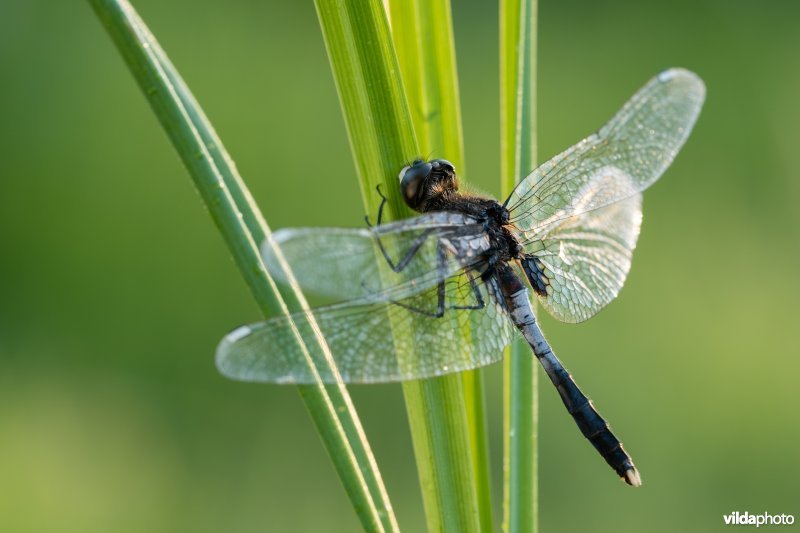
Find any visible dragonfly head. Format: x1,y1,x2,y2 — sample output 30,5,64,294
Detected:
399,158,458,211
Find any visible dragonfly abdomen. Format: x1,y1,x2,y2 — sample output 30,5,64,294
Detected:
542,345,641,486
495,263,642,486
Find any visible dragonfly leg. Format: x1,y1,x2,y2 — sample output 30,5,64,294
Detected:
371,226,437,273
451,269,486,310
387,247,486,317
364,185,439,273
386,241,447,318
389,296,445,318
364,184,388,228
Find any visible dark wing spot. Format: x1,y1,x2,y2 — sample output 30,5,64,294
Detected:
521,255,549,297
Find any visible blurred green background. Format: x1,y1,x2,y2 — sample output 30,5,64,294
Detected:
1,1,799,531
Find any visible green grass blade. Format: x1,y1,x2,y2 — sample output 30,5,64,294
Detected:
88,2,398,531
389,0,464,164
500,0,538,532
402,378,481,532
314,1,481,530
314,0,417,219
388,1,493,531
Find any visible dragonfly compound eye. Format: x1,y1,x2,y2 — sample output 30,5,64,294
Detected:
399,161,433,209
430,159,455,173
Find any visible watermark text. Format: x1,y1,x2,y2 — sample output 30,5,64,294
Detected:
723,512,795,527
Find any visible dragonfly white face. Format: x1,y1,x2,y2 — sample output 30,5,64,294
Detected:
217,68,705,486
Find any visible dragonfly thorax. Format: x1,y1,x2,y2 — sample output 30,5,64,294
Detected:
400,159,523,266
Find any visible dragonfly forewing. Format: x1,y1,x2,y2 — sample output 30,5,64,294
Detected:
262,211,489,303
506,68,704,237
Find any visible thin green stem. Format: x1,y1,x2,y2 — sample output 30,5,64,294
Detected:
314,0,482,530
88,2,398,531
500,0,538,532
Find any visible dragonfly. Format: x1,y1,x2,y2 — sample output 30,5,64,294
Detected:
216,68,705,486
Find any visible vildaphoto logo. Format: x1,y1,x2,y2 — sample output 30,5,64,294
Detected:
723,511,795,527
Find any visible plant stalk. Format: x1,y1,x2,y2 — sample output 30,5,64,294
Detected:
315,0,482,530
500,0,538,532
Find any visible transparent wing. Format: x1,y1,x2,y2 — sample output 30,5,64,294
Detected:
505,68,704,239
262,211,490,302
216,270,515,384
522,194,642,323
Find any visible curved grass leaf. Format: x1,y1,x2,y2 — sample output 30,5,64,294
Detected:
88,1,398,531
